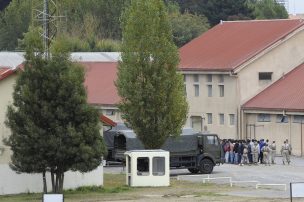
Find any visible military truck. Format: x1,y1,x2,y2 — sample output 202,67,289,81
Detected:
105,126,224,174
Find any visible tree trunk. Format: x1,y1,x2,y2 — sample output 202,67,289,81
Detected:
55,171,59,193
59,172,64,193
51,169,55,193
42,171,47,193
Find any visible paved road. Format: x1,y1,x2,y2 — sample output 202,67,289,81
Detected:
104,156,304,198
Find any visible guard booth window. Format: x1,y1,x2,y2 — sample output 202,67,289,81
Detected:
152,157,165,176
137,157,149,176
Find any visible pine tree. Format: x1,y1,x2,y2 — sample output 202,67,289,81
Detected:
4,28,106,193
116,0,188,149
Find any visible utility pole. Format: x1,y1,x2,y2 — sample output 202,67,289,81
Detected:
43,0,49,59
33,0,65,59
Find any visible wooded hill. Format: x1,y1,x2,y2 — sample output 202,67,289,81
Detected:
0,0,288,51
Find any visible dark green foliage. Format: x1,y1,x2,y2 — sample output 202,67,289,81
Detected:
173,0,255,26
0,0,11,11
170,11,209,47
167,1,209,47
0,0,127,51
0,0,31,50
250,0,289,19
116,0,188,149
4,28,106,193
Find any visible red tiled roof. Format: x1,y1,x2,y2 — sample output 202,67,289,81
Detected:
0,67,16,81
82,62,119,105
242,63,304,112
100,115,117,127
179,19,304,72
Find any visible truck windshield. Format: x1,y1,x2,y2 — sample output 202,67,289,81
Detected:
206,136,219,145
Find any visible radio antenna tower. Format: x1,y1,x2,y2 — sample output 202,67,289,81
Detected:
33,0,65,59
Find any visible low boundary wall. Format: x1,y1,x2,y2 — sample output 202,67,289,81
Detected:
0,164,103,195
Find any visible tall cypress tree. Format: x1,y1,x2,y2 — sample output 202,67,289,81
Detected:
4,28,106,193
116,0,188,149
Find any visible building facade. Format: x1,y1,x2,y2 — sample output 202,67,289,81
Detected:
242,63,304,156
180,19,304,141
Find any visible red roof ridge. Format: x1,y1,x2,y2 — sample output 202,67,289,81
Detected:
221,19,304,23
100,115,117,127
0,68,16,81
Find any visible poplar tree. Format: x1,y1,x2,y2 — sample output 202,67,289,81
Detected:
4,28,106,193
116,0,188,149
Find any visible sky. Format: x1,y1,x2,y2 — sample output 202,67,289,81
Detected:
288,0,304,15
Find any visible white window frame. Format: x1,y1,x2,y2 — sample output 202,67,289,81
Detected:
194,84,199,97
257,114,271,122
219,113,225,125
219,85,224,97
229,114,235,125
207,113,212,124
207,84,212,97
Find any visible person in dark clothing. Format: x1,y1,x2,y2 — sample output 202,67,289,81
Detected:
259,139,266,164
247,139,252,163
237,141,244,164
233,141,239,164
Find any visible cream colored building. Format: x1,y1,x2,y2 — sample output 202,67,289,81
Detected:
0,70,17,164
0,52,119,165
242,62,304,156
180,19,304,141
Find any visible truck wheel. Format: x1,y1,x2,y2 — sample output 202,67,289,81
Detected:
199,159,214,174
188,168,199,174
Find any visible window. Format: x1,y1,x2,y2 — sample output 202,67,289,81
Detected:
207,74,212,82
257,114,271,122
207,113,212,124
191,116,202,131
184,84,187,96
152,157,165,176
276,115,288,123
106,109,115,116
219,114,224,125
293,115,304,123
206,136,219,146
194,84,199,97
193,74,199,82
137,157,149,176
207,85,212,97
219,85,224,97
259,72,272,80
218,75,224,83
229,114,235,125
183,75,186,82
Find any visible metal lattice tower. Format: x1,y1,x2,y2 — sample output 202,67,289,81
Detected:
33,0,65,59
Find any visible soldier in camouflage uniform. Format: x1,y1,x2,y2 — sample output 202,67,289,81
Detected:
281,141,291,165
261,144,270,166
241,144,249,166
252,141,259,165
270,141,276,164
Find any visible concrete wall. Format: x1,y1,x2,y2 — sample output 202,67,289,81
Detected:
237,28,304,104
0,74,16,164
184,73,238,139
245,112,304,156
0,164,103,195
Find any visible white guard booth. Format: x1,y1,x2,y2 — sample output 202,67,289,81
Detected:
124,150,169,187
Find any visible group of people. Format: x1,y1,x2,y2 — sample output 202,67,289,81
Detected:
221,138,292,166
